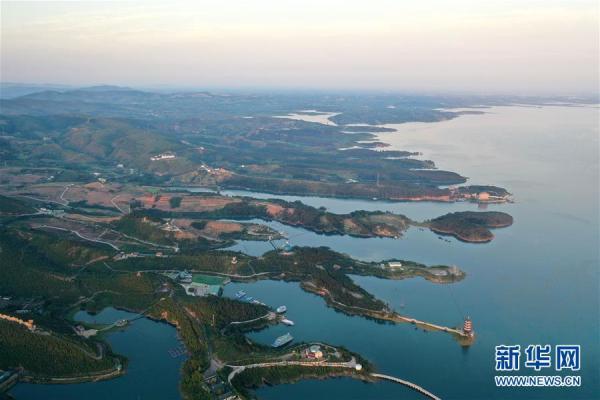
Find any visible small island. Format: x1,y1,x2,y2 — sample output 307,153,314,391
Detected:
427,211,514,243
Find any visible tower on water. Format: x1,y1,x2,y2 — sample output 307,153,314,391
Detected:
463,316,474,336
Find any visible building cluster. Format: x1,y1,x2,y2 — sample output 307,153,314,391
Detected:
461,191,497,202
204,374,240,400
114,251,167,261
0,313,35,331
302,344,324,360
38,207,65,217
177,270,193,284
150,152,176,161
199,164,227,174
450,186,511,203
185,286,211,297
160,220,181,232
199,163,231,178
114,251,142,260
176,271,211,297
74,324,98,338
428,265,462,278
385,261,403,270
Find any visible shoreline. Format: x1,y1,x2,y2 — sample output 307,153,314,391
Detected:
429,227,494,243
299,281,473,346
178,183,511,205
19,367,124,386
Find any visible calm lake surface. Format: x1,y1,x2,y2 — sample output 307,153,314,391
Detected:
10,105,599,399
221,105,599,399
10,308,186,400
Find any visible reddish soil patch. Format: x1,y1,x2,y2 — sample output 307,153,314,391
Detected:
141,195,239,212
204,221,243,233
262,202,286,217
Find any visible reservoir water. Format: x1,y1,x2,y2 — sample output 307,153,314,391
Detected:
220,105,599,399
10,105,598,399
10,308,186,400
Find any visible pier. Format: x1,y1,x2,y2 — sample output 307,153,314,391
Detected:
387,314,466,336
374,312,475,345
302,282,474,343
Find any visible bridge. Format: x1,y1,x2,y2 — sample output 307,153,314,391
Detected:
225,357,442,400
370,373,441,400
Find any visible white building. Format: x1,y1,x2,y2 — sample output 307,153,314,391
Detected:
150,152,176,161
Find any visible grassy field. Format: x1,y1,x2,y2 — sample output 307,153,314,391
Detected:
192,274,227,286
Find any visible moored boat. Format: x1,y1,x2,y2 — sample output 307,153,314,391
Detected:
272,332,293,347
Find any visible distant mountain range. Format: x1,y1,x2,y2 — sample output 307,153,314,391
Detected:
0,82,77,99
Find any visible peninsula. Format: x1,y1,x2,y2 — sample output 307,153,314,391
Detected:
2,181,512,243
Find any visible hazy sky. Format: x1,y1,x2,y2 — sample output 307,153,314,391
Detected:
1,0,598,94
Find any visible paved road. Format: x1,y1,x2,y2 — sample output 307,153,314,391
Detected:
110,195,128,214
38,225,120,250
371,373,441,400
226,357,358,383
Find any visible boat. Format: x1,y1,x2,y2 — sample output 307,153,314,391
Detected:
272,332,293,348
281,318,294,326
245,296,254,302
235,290,246,299
276,305,287,313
